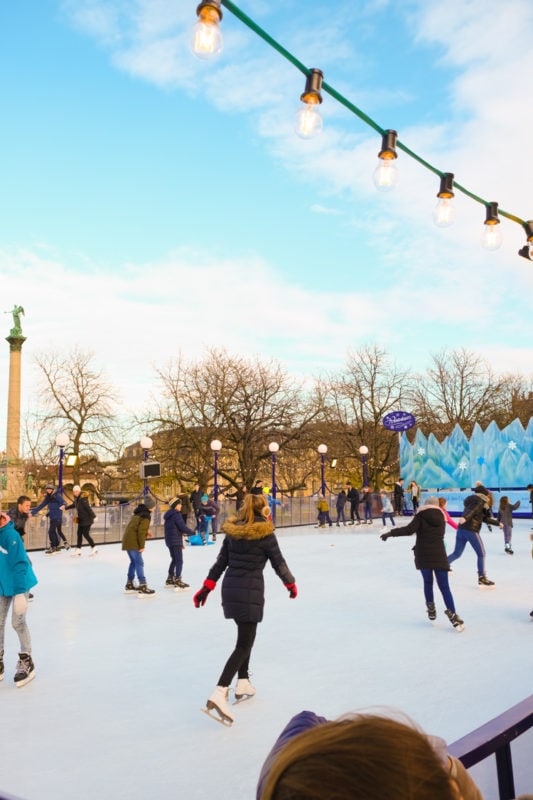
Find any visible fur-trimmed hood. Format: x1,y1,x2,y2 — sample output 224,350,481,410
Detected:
221,515,275,540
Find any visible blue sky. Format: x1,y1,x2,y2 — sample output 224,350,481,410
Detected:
1,0,532,447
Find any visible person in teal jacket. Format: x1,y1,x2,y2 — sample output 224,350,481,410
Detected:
0,512,38,687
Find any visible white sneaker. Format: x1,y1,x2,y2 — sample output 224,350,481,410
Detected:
206,686,234,724
89,547,98,557
235,677,256,699
70,549,82,557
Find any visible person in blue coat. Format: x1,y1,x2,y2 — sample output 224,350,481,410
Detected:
193,493,297,726
32,482,68,553
0,512,38,687
163,498,196,591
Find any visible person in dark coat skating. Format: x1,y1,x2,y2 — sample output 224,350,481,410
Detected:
163,498,196,590
194,493,297,726
381,496,465,631
65,485,97,556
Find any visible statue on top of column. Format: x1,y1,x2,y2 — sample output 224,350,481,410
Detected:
5,305,24,336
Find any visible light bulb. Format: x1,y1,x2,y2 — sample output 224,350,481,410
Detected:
373,158,399,191
482,224,503,251
433,197,455,228
295,102,323,139
191,9,223,60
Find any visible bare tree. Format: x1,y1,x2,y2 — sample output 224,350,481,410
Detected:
409,348,512,438
145,348,323,491
323,345,413,487
32,348,122,483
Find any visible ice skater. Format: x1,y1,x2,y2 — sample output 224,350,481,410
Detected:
31,482,68,553
335,490,347,526
447,486,498,587
194,493,297,726
0,511,38,687
379,491,395,531
163,497,195,590
381,496,464,631
65,485,98,556
316,495,332,528
497,496,519,555
122,496,157,596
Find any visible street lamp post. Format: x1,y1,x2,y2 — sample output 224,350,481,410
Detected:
140,436,153,497
210,439,222,501
359,445,369,487
55,433,70,491
317,444,328,496
268,442,279,521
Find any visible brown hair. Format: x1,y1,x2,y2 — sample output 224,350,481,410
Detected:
234,492,269,526
438,497,447,509
259,714,457,800
499,495,508,511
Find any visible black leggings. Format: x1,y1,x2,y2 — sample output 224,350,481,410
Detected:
77,525,95,549
218,621,257,687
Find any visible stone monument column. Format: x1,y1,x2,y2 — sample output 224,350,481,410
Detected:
2,305,27,502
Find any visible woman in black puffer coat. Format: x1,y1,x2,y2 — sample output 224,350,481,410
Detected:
381,496,465,632
194,493,297,726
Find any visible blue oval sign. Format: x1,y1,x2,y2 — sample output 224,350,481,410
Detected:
383,411,416,431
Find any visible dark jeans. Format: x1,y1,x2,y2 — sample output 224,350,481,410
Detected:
336,508,346,524
48,519,62,548
420,568,455,612
218,622,258,687
448,527,486,577
76,524,95,549
167,543,183,579
349,502,360,523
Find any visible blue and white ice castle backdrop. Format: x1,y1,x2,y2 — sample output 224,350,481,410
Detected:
400,418,533,489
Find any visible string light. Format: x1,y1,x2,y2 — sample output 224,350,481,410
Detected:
433,173,455,228
192,1,223,60
373,130,398,191
193,1,532,261
481,202,502,251
295,69,324,140
518,221,533,261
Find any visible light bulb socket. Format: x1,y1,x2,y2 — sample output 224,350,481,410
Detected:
522,220,533,242
484,202,500,226
300,68,324,105
378,129,398,160
437,173,455,199
196,0,222,21
518,245,533,261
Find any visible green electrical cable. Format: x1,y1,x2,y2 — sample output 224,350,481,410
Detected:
220,0,527,230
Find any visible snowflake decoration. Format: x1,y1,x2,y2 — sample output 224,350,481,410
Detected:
507,440,518,451
458,460,468,472
417,447,426,456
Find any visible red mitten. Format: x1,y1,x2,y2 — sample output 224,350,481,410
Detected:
193,579,216,608
285,583,298,599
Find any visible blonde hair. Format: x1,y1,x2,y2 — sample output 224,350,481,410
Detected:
234,493,269,525
259,714,457,800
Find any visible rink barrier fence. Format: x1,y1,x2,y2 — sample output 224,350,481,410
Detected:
448,694,533,800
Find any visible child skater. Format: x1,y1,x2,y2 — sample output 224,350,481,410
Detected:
193,493,297,726
379,491,396,532
437,497,458,531
381,496,465,631
497,496,520,555
163,498,196,590
0,511,38,687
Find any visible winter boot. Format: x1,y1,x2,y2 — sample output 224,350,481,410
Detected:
235,677,256,701
124,581,138,594
137,583,156,597
426,602,437,621
174,578,190,592
205,686,234,726
14,653,35,687
0,651,3,681
445,609,464,632
478,575,495,587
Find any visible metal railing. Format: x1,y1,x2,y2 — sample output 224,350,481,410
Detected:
448,695,533,800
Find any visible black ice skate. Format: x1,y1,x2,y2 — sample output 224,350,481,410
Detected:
174,578,190,592
426,602,436,621
137,583,156,597
124,581,138,594
504,544,514,555
14,653,35,687
445,609,464,633
478,575,495,588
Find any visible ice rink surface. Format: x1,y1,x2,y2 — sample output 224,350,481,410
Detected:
1,519,532,800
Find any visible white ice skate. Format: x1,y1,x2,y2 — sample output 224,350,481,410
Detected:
88,547,98,557
70,549,82,557
234,677,256,704
202,686,234,727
